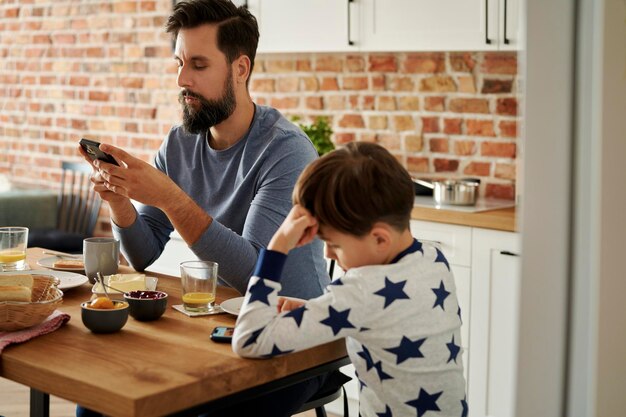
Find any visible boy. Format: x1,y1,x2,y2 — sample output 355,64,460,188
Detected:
233,142,467,417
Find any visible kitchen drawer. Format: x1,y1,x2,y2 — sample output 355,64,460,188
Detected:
410,220,472,267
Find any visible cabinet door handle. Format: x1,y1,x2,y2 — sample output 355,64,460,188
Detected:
348,0,355,46
420,239,443,247
503,0,510,44
500,250,519,257
485,0,492,44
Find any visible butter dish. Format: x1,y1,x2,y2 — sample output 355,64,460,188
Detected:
92,274,158,294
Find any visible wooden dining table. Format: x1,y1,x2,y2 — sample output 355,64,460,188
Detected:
0,248,349,417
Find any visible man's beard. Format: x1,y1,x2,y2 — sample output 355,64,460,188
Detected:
178,73,236,134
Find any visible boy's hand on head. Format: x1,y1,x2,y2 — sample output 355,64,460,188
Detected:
268,205,318,254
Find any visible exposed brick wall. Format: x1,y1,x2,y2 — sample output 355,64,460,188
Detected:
250,52,519,200
0,1,520,235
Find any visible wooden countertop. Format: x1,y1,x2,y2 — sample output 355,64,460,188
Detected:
411,205,518,232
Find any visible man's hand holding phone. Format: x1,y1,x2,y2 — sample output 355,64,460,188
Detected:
78,139,186,211
77,138,212,243
79,138,119,166
78,138,128,203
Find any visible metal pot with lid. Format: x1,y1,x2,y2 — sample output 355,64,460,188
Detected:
413,178,480,206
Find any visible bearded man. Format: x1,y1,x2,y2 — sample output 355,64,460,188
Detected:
76,2,330,416
79,0,328,300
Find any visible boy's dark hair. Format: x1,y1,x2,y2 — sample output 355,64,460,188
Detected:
294,142,415,236
166,0,259,78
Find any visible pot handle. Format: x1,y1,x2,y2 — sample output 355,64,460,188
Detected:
413,179,435,189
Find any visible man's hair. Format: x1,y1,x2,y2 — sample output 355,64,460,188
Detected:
166,0,259,75
294,142,415,236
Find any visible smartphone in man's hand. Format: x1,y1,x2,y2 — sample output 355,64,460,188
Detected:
79,138,119,166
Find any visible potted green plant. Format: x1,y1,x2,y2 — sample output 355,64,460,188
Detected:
293,116,335,156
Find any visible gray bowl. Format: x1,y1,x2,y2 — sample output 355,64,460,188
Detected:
123,290,168,321
81,300,129,333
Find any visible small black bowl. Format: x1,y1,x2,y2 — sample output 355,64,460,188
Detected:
81,300,129,333
123,290,168,321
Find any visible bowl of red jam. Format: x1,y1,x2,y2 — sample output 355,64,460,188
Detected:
123,290,168,321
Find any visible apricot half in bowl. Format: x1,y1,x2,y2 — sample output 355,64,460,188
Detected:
81,300,129,333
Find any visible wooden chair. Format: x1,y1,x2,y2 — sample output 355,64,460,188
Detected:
28,162,102,253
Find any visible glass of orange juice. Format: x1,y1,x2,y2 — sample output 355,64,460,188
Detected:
180,260,218,312
0,227,29,271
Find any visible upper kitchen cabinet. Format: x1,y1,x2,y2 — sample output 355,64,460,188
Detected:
247,0,521,53
247,0,359,53
359,0,522,52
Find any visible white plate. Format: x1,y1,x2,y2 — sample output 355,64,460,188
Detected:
0,269,88,291
220,296,244,316
37,256,84,272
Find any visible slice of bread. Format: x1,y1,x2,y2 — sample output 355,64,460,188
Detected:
0,285,32,302
53,259,84,268
0,274,34,290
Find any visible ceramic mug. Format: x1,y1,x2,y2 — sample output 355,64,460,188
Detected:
83,237,120,284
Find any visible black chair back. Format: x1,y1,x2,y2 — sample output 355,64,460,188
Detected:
56,161,101,237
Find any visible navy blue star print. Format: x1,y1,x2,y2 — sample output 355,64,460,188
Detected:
262,344,294,358
283,306,307,327
446,335,461,363
431,280,450,310
458,305,462,323
374,277,410,309
242,328,264,348
356,370,367,392
434,248,450,271
405,388,442,417
329,278,344,286
384,336,426,364
357,345,376,370
376,405,392,417
320,306,355,335
373,361,393,382
415,240,424,254
248,279,274,305
359,379,366,391
461,396,468,417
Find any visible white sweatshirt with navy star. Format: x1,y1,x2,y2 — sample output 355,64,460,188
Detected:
233,240,467,417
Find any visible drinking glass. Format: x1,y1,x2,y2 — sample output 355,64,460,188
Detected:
180,260,218,312
0,227,29,271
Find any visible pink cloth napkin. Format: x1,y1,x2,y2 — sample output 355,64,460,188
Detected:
0,310,70,354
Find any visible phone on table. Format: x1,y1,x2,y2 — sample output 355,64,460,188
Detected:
79,138,119,166
211,326,234,343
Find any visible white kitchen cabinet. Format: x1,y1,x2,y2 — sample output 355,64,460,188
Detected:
360,0,521,51
251,0,358,53
469,227,521,417
251,0,521,53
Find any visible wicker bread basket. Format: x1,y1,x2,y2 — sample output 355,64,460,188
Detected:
0,274,63,332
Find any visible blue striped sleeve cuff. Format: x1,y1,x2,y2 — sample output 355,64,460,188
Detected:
252,248,287,282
